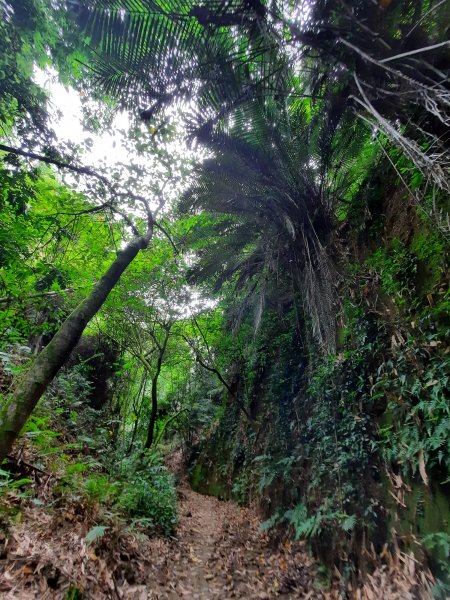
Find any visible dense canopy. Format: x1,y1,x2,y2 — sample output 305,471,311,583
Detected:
0,0,449,598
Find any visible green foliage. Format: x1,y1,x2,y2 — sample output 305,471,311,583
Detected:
261,500,356,540
423,531,450,558
376,309,450,478
353,211,449,482
65,586,83,600
85,524,108,545
0,469,32,497
56,450,178,536
285,501,356,540
118,462,177,534
21,414,60,452
231,471,250,505
0,1,449,592
411,228,446,291
305,316,378,500
206,228,448,573
83,474,120,505
255,454,297,494
69,0,294,137
422,532,450,599
47,363,93,412
366,231,447,307
0,161,118,349
366,240,417,307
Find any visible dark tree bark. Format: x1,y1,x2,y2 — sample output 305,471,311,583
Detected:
144,327,170,449
127,371,149,455
0,231,152,462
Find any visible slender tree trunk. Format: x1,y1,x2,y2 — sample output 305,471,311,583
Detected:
145,374,159,450
0,232,151,462
127,371,148,455
144,329,170,449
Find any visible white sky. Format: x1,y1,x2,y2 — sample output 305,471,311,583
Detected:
33,68,199,214
35,68,131,165
32,69,217,315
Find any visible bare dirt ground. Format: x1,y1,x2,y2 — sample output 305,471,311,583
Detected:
152,483,320,599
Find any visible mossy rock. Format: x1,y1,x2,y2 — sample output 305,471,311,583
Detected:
190,463,228,499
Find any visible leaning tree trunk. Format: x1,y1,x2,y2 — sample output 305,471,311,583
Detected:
0,232,151,462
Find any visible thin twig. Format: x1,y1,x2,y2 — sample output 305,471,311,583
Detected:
380,40,450,64
405,0,447,38
338,0,391,49
0,144,153,236
154,222,179,254
112,208,141,236
181,334,255,422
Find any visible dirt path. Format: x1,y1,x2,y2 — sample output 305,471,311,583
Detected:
0,477,435,599
173,486,229,598
0,479,316,600
145,484,318,600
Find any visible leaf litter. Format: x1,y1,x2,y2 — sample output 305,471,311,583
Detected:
0,456,435,599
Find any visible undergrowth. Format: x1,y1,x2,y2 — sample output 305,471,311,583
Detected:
191,219,449,593
0,362,178,540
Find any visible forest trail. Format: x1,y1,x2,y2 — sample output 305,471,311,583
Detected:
129,483,435,600
171,485,230,599
0,466,435,599
0,470,318,599
153,483,319,600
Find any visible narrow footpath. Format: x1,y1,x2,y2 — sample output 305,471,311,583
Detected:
133,485,430,600
149,484,318,599
0,476,433,599
0,476,317,600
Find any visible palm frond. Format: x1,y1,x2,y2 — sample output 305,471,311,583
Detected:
179,97,353,349
70,0,295,133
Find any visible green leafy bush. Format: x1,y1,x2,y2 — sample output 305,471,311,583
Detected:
0,468,32,497
118,463,177,534
422,532,450,599
83,474,120,505
46,363,93,412
21,414,60,453
365,239,417,306
260,500,356,539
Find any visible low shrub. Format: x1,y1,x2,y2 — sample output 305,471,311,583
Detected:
118,462,177,534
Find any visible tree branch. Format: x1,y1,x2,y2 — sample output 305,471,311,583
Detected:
0,144,155,237
182,334,254,422
154,222,179,255
0,143,109,186
380,40,450,64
